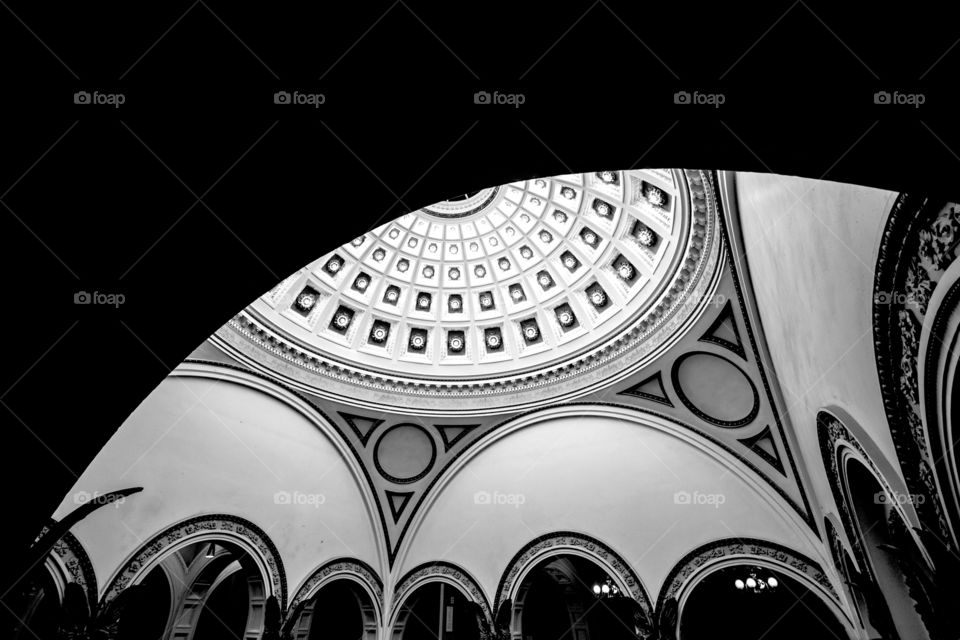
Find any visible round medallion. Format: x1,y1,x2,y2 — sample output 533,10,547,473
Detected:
373,423,437,484
671,351,760,428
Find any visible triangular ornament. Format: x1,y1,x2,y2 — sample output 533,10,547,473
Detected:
338,411,384,447
386,490,415,523
433,424,480,452
738,425,785,475
699,299,746,360
618,370,673,406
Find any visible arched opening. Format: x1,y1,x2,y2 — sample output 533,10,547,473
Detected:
10,566,62,640
680,564,847,640
846,459,930,640
394,582,482,640
116,565,171,640
192,566,252,640
512,554,637,640
286,578,378,640
114,539,268,640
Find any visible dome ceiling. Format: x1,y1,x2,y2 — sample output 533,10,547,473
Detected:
217,169,721,412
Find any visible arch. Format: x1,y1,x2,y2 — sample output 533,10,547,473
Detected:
389,561,492,634
101,514,288,614
171,361,388,575
873,195,958,541
39,524,98,608
919,258,960,543
495,531,653,627
817,410,929,574
397,403,820,575
656,537,852,634
823,516,869,632
156,543,264,640
286,557,383,633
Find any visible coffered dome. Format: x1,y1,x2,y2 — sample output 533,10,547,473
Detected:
218,168,720,412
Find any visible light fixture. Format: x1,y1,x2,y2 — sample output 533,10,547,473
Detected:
645,185,666,207
593,200,612,218
448,331,465,353
295,290,317,311
591,576,620,599
733,568,779,594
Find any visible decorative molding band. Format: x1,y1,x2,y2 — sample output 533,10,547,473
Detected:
392,560,492,624
101,514,287,610
494,531,653,622
656,537,839,614
40,524,98,607
287,558,383,621
873,194,957,540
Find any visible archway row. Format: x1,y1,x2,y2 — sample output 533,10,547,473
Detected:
391,531,849,640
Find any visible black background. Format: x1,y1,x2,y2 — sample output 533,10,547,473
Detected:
1,0,959,596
